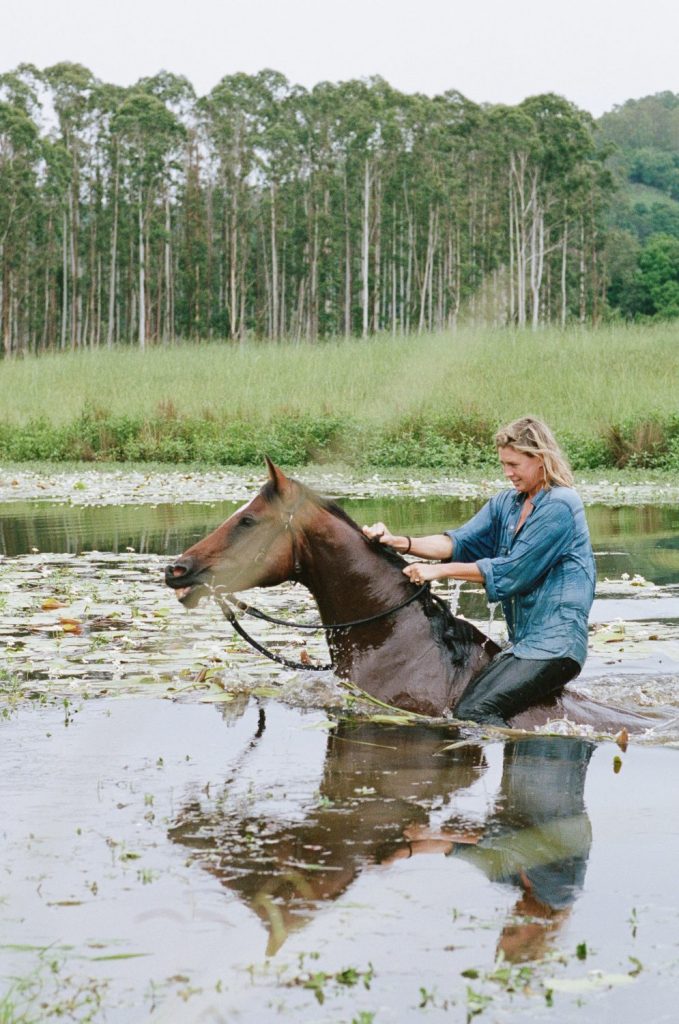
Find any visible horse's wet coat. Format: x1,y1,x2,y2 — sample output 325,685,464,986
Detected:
165,460,652,732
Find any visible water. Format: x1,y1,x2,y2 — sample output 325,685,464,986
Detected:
3,495,679,706
3,497,679,586
2,486,679,1021
2,699,679,1022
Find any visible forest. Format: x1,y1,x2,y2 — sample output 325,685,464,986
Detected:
0,63,678,353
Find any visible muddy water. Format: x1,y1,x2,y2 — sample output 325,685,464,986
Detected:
2,487,679,1022
3,700,679,1022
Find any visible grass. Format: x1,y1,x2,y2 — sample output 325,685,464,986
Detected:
1,324,679,469
3,323,678,429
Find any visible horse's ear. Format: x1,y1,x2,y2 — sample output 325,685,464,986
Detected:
265,456,291,495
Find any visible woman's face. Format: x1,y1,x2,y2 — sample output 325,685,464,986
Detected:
498,446,545,497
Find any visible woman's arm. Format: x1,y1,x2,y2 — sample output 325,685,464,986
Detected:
477,502,576,602
362,522,453,560
403,560,484,584
362,522,485,583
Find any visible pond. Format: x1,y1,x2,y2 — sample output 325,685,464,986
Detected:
1,477,679,1022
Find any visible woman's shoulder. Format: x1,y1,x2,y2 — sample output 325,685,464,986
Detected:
490,489,518,513
543,486,585,514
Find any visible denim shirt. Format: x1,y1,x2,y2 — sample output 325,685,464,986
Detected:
445,487,595,666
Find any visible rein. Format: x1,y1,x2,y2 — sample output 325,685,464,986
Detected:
216,583,430,672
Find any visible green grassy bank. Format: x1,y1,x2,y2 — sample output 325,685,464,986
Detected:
1,325,679,470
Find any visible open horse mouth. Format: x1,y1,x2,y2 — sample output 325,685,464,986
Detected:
164,560,212,607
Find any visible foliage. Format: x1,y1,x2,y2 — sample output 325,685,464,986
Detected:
0,64,612,353
598,92,679,318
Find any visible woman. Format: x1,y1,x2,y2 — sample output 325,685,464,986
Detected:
362,416,596,726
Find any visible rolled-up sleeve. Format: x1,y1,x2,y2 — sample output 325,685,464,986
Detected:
445,498,499,563
476,502,575,602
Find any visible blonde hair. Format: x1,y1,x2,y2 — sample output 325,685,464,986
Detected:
495,416,573,489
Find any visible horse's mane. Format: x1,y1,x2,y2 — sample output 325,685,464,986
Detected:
264,477,489,657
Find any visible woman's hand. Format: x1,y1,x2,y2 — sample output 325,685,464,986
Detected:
403,562,445,585
362,522,399,546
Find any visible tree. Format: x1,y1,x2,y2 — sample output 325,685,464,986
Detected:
637,233,679,317
112,90,185,347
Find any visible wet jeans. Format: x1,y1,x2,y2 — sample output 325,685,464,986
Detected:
454,651,580,726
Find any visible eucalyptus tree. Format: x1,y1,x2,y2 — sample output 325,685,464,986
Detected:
0,89,40,352
137,72,196,342
111,88,186,347
42,63,100,349
201,71,279,339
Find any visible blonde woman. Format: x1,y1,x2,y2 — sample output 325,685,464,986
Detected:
363,417,595,726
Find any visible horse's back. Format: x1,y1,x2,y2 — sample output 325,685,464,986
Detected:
509,688,655,735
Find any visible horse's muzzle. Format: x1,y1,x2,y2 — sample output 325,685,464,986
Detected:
165,557,210,605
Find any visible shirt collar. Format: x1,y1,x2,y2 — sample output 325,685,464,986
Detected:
512,487,548,508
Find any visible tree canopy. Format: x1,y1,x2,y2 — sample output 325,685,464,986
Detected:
0,64,658,353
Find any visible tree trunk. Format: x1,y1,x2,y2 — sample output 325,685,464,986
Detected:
163,193,172,344
270,183,279,340
344,176,352,337
106,165,119,349
138,201,146,350
561,218,568,328
361,160,370,338
61,209,68,350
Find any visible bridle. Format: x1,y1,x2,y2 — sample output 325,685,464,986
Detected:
212,493,430,671
215,582,430,672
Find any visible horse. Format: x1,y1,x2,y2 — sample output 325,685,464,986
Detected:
164,458,652,733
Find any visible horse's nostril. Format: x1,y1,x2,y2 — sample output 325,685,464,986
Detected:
165,557,198,585
166,560,189,582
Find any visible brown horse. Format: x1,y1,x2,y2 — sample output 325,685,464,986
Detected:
165,459,651,733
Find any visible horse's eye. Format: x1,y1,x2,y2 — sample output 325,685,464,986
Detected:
240,515,256,528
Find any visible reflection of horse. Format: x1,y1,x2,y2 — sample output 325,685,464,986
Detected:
168,717,486,955
168,712,593,962
165,459,649,731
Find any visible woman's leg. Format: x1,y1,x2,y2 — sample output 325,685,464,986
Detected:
454,653,580,726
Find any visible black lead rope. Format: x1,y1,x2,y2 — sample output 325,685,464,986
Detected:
223,608,334,671
216,582,429,672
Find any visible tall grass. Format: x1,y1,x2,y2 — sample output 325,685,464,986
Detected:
1,324,678,468
2,324,677,427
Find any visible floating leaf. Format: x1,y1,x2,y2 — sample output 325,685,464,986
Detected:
364,713,416,725
89,951,151,961
615,728,629,752
59,618,83,634
251,686,282,697
198,692,235,703
545,972,635,993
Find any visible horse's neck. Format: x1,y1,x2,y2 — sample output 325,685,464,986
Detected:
298,515,410,622
294,509,496,715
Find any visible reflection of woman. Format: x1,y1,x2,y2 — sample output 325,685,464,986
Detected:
387,736,594,962
363,417,596,725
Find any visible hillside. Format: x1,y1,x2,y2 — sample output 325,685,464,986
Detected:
597,93,679,318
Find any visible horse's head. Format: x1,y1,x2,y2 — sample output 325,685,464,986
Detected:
165,458,308,608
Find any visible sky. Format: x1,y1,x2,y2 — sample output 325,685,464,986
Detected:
3,0,679,117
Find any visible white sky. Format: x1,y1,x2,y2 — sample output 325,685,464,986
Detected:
3,0,679,117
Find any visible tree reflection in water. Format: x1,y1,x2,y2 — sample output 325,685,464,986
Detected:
168,712,592,961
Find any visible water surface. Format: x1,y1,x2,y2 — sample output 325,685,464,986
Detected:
2,486,679,1022
3,699,678,1023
